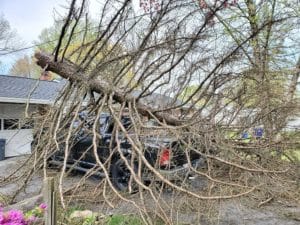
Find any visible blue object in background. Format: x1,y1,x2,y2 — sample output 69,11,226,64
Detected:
254,127,263,138
241,131,249,139
0,139,5,161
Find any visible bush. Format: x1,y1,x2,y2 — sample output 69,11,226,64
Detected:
0,203,46,225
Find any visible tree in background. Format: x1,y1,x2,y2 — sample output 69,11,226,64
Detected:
0,14,20,55
9,13,133,82
0,14,23,73
31,1,300,223
35,17,134,86
9,55,42,79
217,0,300,137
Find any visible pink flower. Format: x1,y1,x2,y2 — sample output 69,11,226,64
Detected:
0,213,6,223
39,203,47,211
7,210,24,222
4,222,24,225
0,205,44,225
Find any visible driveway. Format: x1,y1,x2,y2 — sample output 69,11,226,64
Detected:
0,156,299,225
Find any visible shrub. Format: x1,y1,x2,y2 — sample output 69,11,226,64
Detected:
0,203,47,225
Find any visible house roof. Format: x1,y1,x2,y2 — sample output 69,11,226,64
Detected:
0,75,191,109
131,90,191,109
0,75,66,104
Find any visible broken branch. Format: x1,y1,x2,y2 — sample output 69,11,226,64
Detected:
34,51,184,126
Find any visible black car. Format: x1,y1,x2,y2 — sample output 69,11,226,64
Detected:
49,113,205,191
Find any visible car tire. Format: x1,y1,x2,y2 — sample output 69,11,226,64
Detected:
110,157,139,192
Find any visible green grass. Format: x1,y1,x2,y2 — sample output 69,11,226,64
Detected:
105,214,165,225
281,149,300,162
105,215,144,225
57,203,166,225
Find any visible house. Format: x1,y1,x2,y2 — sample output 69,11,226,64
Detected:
131,90,194,117
0,74,196,158
0,75,66,158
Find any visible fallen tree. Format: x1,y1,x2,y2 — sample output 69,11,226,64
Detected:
35,51,184,126
10,1,300,224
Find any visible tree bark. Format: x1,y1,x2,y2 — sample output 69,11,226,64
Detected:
34,51,184,126
286,58,300,103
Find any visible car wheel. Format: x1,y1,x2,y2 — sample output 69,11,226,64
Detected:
110,157,139,192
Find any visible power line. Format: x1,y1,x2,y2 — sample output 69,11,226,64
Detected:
0,40,57,56
0,7,163,56
0,0,198,57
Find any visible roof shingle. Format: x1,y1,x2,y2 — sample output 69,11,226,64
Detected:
0,75,66,104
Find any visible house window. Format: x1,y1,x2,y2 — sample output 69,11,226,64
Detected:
20,120,34,129
0,118,34,130
4,119,19,130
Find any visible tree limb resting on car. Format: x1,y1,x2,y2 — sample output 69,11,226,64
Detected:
34,51,184,126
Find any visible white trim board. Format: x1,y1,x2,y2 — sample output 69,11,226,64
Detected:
0,97,53,105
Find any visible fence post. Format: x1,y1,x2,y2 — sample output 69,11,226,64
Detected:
43,177,57,225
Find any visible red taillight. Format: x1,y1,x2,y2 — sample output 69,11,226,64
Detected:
159,148,170,166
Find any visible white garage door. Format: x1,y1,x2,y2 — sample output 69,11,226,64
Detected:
0,117,33,157
0,129,33,157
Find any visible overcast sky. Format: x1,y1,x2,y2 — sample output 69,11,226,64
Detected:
0,0,65,73
0,0,156,73
0,0,104,73
0,0,64,44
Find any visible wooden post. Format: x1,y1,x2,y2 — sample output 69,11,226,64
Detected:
43,177,57,225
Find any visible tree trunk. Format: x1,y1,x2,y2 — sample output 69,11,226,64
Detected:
34,51,184,126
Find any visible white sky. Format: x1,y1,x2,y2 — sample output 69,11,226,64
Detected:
0,0,64,45
0,0,65,73
0,0,102,73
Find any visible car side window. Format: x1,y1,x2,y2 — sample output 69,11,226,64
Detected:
106,120,114,134
99,116,108,134
121,117,131,130
99,115,132,135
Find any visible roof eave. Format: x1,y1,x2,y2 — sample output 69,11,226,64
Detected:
0,97,54,105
